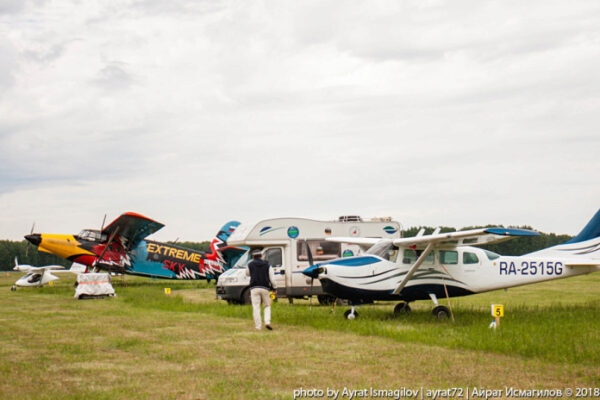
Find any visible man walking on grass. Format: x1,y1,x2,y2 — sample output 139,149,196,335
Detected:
246,249,277,330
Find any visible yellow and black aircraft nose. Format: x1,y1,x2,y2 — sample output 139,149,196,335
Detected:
25,234,42,246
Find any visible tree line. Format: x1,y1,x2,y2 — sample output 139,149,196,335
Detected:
0,226,571,271
0,240,211,271
402,226,572,256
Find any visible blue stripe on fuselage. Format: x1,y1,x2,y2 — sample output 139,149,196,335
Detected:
325,256,382,267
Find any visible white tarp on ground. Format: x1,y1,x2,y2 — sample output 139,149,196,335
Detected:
74,273,116,299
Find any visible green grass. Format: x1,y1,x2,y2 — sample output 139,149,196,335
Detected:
121,280,600,366
0,271,598,399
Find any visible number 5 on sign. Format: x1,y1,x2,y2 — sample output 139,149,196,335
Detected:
491,304,504,328
491,304,504,317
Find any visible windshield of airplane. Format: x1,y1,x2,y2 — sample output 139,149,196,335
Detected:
483,249,500,260
77,230,107,242
365,240,399,262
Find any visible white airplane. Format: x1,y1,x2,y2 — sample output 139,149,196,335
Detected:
11,257,85,291
303,209,600,319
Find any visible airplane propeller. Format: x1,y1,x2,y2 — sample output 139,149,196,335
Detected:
25,222,36,258
304,240,315,309
94,227,120,272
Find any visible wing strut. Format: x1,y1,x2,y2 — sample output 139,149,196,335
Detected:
392,242,435,295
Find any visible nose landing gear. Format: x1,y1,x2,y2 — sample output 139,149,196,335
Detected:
343,306,359,320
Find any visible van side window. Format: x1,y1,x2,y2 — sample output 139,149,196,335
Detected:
297,240,341,261
463,252,479,264
264,248,282,268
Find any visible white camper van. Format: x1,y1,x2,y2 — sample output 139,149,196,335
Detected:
216,216,401,304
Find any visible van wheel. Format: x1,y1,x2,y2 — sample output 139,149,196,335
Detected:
242,289,252,305
317,295,335,305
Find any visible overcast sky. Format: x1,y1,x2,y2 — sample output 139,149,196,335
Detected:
1,0,599,242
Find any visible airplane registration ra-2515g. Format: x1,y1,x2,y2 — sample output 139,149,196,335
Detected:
24,212,246,281
303,208,600,319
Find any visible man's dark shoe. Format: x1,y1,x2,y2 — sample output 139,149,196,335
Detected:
265,324,273,330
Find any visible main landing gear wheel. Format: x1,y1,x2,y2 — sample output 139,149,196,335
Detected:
343,309,359,320
432,305,450,320
393,302,411,316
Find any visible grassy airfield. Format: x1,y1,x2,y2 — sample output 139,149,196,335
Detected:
0,272,598,399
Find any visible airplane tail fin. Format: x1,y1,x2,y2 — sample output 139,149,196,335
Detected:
14,257,18,270
206,221,241,257
530,208,600,256
565,209,600,245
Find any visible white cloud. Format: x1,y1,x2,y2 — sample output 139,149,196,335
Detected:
1,0,599,242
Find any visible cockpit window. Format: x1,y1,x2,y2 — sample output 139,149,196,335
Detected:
77,230,107,242
366,240,399,262
402,249,434,265
483,249,500,260
463,252,479,264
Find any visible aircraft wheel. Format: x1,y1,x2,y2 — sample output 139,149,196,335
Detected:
242,289,252,305
393,302,411,316
343,309,359,320
10,285,16,292
317,295,335,305
432,305,450,320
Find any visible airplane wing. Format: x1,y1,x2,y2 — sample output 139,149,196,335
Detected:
392,227,539,249
325,237,383,251
29,265,65,272
102,212,165,248
391,227,539,295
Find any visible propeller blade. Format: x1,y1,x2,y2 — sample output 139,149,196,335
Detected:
26,222,35,258
304,239,314,266
95,226,120,270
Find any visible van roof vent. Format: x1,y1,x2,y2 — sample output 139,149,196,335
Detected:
338,215,362,222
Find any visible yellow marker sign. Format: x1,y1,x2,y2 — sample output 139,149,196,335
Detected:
491,304,504,317
164,288,171,295
48,281,54,286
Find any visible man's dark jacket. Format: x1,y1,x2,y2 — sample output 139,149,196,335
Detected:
248,258,272,289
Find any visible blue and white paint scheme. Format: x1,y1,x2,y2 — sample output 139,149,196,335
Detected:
303,210,600,319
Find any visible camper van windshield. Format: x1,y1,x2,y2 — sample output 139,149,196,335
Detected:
232,252,250,269
366,240,399,262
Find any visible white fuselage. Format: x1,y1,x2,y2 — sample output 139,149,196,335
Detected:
317,243,600,302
